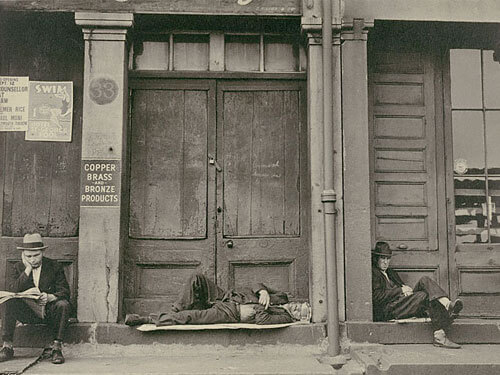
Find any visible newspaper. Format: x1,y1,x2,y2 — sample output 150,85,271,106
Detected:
0,287,45,319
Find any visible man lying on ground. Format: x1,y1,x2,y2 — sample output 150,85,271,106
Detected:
125,272,307,326
372,241,463,349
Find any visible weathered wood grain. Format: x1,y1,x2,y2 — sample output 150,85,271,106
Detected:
0,0,301,15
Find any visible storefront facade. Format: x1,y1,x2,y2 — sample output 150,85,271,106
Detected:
0,0,499,342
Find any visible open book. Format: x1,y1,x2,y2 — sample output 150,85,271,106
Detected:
0,287,45,319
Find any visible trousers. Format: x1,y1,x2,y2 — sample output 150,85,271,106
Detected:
154,301,240,326
384,276,452,331
1,299,71,342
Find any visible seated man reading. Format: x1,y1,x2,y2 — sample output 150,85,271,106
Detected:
125,272,307,326
0,233,71,364
372,241,463,349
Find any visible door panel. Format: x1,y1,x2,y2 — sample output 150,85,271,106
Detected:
369,51,449,289
216,81,309,299
125,79,216,315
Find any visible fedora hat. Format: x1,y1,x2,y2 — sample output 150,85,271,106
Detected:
372,241,392,257
17,233,47,250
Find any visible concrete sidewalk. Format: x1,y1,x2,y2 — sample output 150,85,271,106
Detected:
3,342,500,375
351,343,500,375
0,344,363,375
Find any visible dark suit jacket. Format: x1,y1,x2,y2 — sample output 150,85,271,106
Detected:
222,283,289,306
372,266,404,321
7,256,70,301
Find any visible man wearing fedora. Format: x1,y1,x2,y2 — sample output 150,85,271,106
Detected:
0,233,71,364
372,241,463,349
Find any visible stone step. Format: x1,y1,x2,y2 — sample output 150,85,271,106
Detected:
346,319,500,344
11,322,327,347
351,344,500,375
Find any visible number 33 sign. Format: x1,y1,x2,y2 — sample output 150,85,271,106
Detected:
89,77,118,105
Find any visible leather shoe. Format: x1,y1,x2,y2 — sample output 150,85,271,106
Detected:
0,346,14,362
40,346,53,360
124,314,151,326
433,336,461,349
51,349,65,364
449,299,463,316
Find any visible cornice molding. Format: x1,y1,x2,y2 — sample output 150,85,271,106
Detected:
75,12,134,28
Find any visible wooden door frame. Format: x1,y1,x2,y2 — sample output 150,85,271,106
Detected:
214,79,310,297
442,48,459,302
367,48,450,293
124,78,218,314
433,48,451,295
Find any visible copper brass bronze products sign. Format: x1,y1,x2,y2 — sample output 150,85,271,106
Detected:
81,160,121,207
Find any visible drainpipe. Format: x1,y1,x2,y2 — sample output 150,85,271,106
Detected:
321,0,340,357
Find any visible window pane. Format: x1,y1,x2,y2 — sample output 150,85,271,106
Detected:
486,111,500,174
264,35,297,72
225,35,260,71
452,111,485,174
455,177,487,244
173,34,209,71
134,41,169,70
483,50,500,109
450,49,482,109
489,178,500,242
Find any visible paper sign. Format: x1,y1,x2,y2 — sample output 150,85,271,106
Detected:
26,81,73,142
0,76,29,131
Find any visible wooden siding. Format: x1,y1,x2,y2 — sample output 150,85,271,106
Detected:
0,13,83,238
0,13,82,309
0,0,301,15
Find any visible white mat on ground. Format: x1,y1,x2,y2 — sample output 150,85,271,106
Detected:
389,317,431,324
137,321,307,331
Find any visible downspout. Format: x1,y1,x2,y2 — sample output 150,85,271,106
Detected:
321,0,340,356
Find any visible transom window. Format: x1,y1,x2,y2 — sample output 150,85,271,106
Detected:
130,32,304,72
451,49,500,244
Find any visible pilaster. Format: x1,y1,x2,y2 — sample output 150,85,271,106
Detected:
75,12,133,322
302,24,345,323
341,18,374,321
304,30,327,323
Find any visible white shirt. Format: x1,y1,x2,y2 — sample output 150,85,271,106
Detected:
32,265,42,288
381,270,390,282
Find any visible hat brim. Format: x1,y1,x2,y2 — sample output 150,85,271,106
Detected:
371,250,391,256
17,246,47,250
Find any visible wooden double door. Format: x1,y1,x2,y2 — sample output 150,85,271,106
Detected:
124,79,309,315
369,48,500,318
